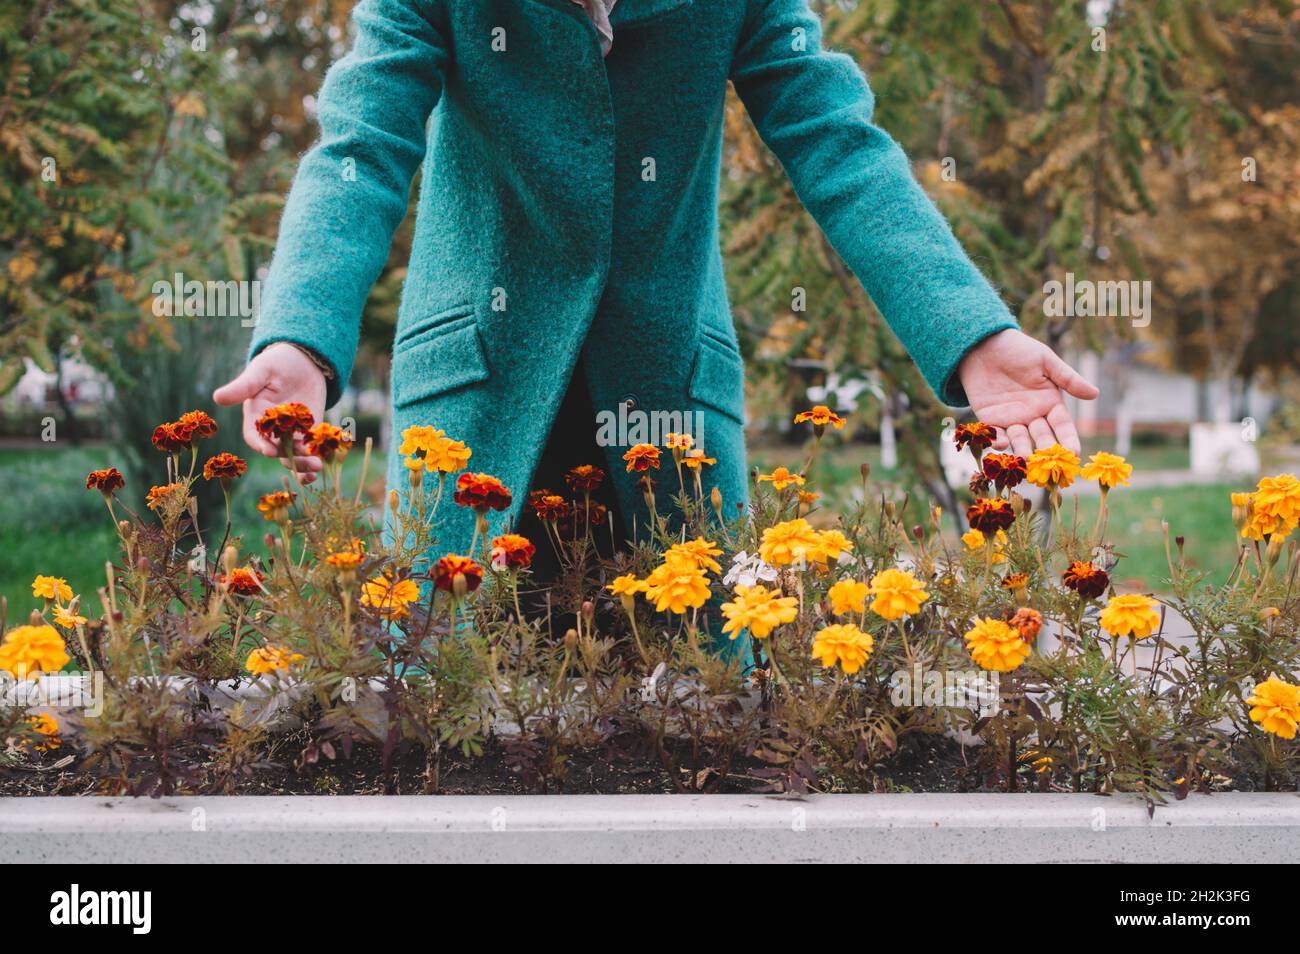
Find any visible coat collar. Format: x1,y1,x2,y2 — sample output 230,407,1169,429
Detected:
524,0,692,27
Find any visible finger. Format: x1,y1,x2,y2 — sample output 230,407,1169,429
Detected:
1045,353,1100,401
1006,424,1032,459
1027,417,1055,450
1047,403,1082,457
243,402,280,458
279,455,323,474
990,427,1010,451
214,362,271,406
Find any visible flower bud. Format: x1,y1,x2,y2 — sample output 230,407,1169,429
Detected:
563,628,578,651
581,600,595,622
710,485,723,519
1266,533,1286,568
452,572,469,601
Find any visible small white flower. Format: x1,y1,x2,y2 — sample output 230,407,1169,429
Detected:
723,550,778,588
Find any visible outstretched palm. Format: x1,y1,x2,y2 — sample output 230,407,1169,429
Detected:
957,329,1099,458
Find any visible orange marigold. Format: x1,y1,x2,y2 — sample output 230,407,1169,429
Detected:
304,422,353,461
85,468,125,495
146,483,184,511
203,452,248,482
490,534,536,571
529,491,571,522
256,490,297,522
218,567,264,596
175,409,218,440
793,405,846,430
954,422,996,454
623,443,661,473
565,464,606,493
433,553,485,595
255,402,315,443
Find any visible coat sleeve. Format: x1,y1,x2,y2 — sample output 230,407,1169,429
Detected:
249,0,448,407
729,0,1017,407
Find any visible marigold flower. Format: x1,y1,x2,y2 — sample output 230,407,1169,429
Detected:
151,422,189,453
0,624,69,679
453,472,512,512
360,574,421,620
1002,572,1030,592
810,529,853,565
565,464,607,493
720,584,798,640
1025,443,1081,490
811,623,874,674
608,574,648,598
828,579,869,615
433,554,485,595
964,617,1030,672
1253,473,1300,535
422,436,472,473
868,568,928,620
146,483,185,512
256,491,296,523
966,497,1015,534
27,713,60,752
218,567,264,596
31,575,73,604
176,410,218,440
1241,495,1280,541
758,466,805,490
954,422,995,455
1247,675,1300,740
399,425,445,457
304,422,353,461
245,645,305,676
961,528,1008,563
255,402,315,444
794,405,846,430
682,449,716,470
981,452,1027,490
623,443,661,473
1099,593,1161,640
758,518,823,567
202,452,248,482
560,500,608,537
489,534,536,571
643,558,711,614
52,605,88,629
1080,451,1132,490
968,470,992,496
667,538,723,575
529,492,571,522
1009,607,1043,643
325,549,365,571
85,468,125,496
1062,560,1109,599
665,432,695,451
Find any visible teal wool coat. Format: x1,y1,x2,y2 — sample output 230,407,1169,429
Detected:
250,0,1018,560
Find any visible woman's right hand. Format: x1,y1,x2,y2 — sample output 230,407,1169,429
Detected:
213,343,328,482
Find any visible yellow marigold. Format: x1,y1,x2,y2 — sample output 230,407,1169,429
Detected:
793,405,846,430
398,425,445,457
31,575,73,604
758,518,823,567
720,584,798,640
52,605,87,629
325,550,365,570
961,528,1008,564
682,448,716,470
810,529,853,565
360,575,422,621
827,579,869,615
1247,675,1300,740
245,645,306,676
1024,443,1081,489
145,482,185,512
0,624,70,679
758,466,805,490
1099,593,1161,640
1253,474,1300,534
257,491,296,523
27,713,60,752
643,559,711,615
423,435,473,473
667,538,723,575
1080,451,1132,489
964,617,1031,672
811,623,874,674
607,574,648,598
868,568,928,620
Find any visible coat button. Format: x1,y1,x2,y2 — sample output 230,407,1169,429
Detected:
621,395,638,411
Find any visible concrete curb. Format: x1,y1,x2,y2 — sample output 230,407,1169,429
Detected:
2,792,1296,863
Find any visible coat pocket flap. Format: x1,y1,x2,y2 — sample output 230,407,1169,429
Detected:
688,337,745,425
391,321,490,408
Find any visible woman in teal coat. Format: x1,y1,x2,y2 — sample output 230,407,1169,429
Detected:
215,0,1098,565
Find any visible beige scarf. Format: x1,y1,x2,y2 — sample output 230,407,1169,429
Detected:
570,0,618,56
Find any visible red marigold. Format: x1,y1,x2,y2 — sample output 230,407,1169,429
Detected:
1062,560,1110,599
954,422,996,454
255,402,315,443
968,471,992,496
561,500,608,536
303,422,353,461
218,567,264,596
966,497,1015,534
203,452,248,482
623,443,661,473
490,534,536,571
453,472,512,512
982,452,1027,490
85,468,125,495
432,553,484,594
176,410,218,440
530,492,571,522
151,422,189,453
565,464,606,493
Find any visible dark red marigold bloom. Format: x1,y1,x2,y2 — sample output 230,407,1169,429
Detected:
453,472,512,512
968,471,991,496
530,492,570,522
966,497,1015,534
954,422,996,454
218,567,264,596
86,468,125,495
203,452,248,482
255,402,316,443
176,410,218,440
1062,561,1110,599
151,422,189,453
565,464,606,493
982,452,1027,490
432,553,484,594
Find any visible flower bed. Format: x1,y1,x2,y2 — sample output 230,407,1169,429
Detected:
3,404,1299,802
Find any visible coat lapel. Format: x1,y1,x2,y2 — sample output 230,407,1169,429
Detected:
519,0,692,27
